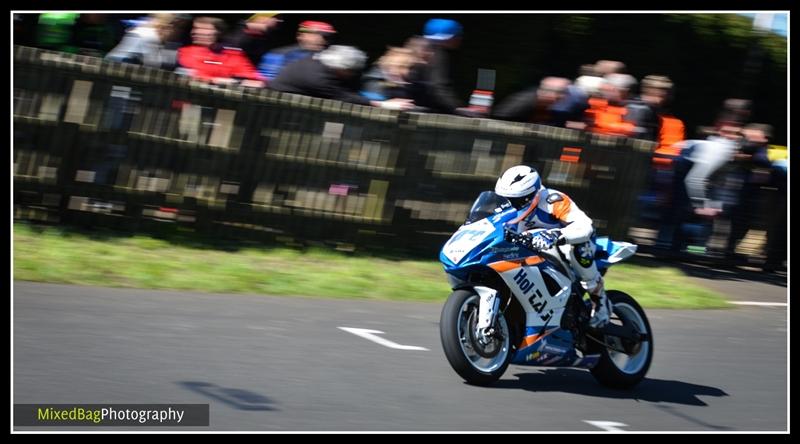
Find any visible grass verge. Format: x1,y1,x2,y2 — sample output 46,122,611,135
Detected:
13,223,730,308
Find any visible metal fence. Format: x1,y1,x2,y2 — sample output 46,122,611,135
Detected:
14,45,657,255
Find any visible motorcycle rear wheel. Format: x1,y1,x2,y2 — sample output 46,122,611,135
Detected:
589,290,653,389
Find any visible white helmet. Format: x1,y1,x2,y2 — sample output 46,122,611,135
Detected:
316,45,367,71
495,165,542,209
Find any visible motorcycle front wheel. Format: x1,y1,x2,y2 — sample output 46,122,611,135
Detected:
440,289,514,386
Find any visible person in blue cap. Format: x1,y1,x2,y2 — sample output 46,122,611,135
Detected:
409,18,479,116
424,18,463,42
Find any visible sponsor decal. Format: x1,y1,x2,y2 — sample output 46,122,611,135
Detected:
576,243,594,268
540,343,569,355
512,268,555,322
491,246,520,254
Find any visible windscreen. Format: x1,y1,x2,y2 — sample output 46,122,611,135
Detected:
465,191,513,224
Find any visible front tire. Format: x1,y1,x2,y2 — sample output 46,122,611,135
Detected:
440,289,514,386
589,290,653,389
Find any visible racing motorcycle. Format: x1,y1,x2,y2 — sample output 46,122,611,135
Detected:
439,191,653,388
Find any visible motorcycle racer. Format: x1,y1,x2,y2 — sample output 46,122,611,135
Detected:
495,165,612,328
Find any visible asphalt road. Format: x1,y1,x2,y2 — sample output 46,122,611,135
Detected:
13,281,787,431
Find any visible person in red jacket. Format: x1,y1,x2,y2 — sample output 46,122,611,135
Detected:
177,16,266,87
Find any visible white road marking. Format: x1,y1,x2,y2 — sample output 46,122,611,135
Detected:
730,301,788,307
584,420,629,432
338,327,429,351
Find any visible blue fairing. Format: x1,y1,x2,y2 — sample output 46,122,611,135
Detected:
440,193,634,281
595,237,612,273
440,208,525,280
440,191,633,369
595,236,633,272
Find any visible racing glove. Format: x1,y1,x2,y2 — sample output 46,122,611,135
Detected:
529,229,564,251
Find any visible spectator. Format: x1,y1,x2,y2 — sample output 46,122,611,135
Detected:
724,123,774,260
553,79,590,129
411,18,478,116
585,73,637,137
400,35,435,111
715,98,752,129
360,47,417,101
223,13,283,65
647,76,685,159
71,14,120,57
633,75,686,230
270,45,414,110
574,63,604,98
763,153,786,273
491,77,588,127
177,17,265,87
625,80,660,141
685,125,743,215
660,122,744,253
14,13,39,47
594,59,627,76
258,21,335,81
403,35,434,66
106,14,188,70
35,13,79,53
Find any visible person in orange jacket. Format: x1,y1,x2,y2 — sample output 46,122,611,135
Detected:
624,75,686,161
585,73,637,137
632,76,687,240
177,16,266,87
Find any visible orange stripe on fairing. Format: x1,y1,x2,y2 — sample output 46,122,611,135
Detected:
489,256,544,273
521,334,541,348
519,328,556,349
489,260,523,272
524,256,544,266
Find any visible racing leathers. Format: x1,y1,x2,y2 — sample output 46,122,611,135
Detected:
509,187,611,327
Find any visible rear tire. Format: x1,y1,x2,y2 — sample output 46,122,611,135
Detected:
440,289,514,386
589,290,653,389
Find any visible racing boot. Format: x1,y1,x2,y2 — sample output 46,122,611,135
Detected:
587,277,612,329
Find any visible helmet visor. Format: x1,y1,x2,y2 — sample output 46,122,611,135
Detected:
509,191,540,211
506,192,541,226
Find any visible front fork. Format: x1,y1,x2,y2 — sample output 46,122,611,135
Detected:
474,286,501,343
